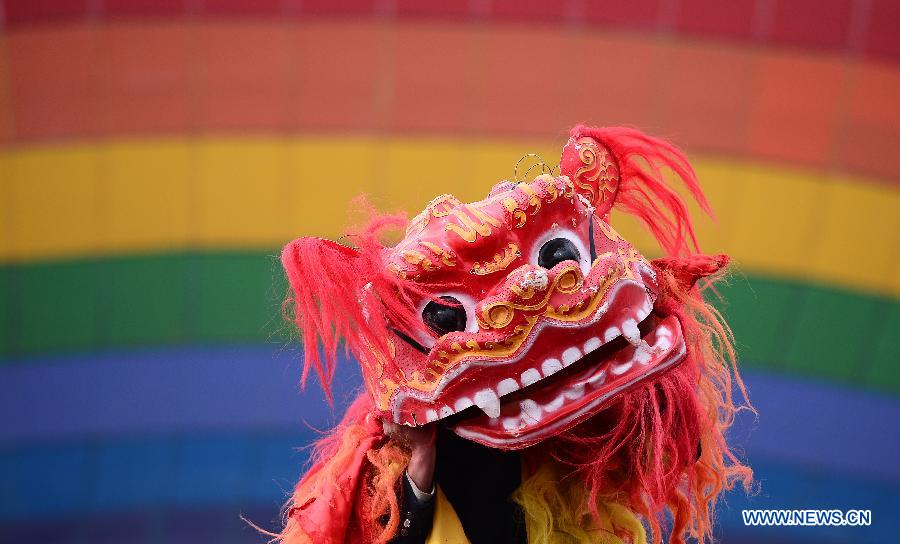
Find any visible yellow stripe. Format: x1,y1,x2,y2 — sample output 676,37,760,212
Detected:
2,136,898,298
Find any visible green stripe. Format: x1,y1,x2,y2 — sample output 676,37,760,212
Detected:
1,252,290,358
715,277,898,392
2,253,898,395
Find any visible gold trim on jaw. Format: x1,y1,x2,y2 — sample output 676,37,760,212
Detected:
366,338,401,411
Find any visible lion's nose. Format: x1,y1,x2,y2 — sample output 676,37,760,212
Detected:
477,263,586,330
518,268,549,292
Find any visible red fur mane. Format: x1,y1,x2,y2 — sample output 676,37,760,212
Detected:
281,213,428,402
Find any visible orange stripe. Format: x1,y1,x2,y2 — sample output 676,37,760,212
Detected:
3,19,900,182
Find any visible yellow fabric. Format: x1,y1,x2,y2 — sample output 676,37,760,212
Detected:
425,473,647,544
426,485,470,544
514,462,646,544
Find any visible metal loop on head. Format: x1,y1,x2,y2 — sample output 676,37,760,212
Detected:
514,153,553,182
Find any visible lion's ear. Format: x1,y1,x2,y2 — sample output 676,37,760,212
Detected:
559,133,621,217
560,125,711,257
651,254,730,291
281,231,431,403
281,237,365,400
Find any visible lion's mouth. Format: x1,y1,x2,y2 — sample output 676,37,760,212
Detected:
446,309,685,448
392,275,688,449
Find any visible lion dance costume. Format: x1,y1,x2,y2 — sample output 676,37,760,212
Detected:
277,125,752,544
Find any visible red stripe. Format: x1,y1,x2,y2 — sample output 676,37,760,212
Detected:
3,0,899,62
867,0,900,61
676,0,757,40
770,0,855,50
3,19,900,183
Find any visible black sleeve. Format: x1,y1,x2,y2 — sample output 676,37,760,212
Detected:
388,475,435,544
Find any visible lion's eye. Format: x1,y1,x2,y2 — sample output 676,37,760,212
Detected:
422,296,467,336
538,238,581,269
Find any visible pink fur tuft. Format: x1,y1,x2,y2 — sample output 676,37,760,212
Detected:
281,213,429,401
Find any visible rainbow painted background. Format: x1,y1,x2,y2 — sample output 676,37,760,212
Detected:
1,1,899,543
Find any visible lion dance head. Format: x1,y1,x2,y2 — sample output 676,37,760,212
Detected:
277,125,752,544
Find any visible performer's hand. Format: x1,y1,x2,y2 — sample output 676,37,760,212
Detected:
383,420,437,493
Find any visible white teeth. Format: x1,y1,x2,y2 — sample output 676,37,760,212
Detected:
425,409,438,423
542,357,564,375
521,368,541,386
563,383,584,400
638,301,652,321
604,326,621,343
564,383,585,400
634,341,653,365
520,399,542,422
611,361,633,375
454,397,474,412
561,348,581,366
544,394,565,413
587,369,607,385
656,336,672,351
622,319,641,346
474,388,501,419
583,337,601,353
502,417,523,431
439,406,454,418
497,378,520,397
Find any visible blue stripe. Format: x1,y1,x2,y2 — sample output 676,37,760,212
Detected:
1,343,898,542
1,346,898,482
730,370,900,482
0,447,896,543
0,345,362,443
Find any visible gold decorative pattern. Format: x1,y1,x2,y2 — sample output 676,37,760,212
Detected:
445,205,502,243
502,197,527,228
398,250,650,393
481,264,583,329
518,182,542,215
401,250,438,271
498,176,572,230
596,220,624,243
401,269,611,394
421,241,457,267
538,174,560,203
387,262,405,279
365,338,400,411
472,243,521,275
573,137,619,207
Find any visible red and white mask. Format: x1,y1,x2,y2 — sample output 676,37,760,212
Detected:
283,126,711,450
